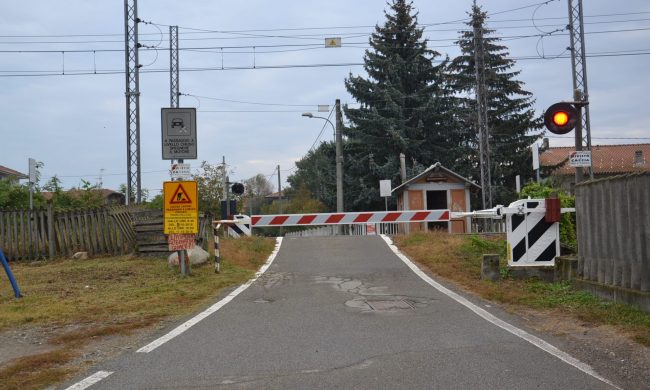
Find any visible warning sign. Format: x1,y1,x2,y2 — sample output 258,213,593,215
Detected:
168,233,196,251
325,37,341,47
163,181,198,234
170,183,192,204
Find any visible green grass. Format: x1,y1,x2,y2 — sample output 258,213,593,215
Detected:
0,236,275,390
395,231,650,347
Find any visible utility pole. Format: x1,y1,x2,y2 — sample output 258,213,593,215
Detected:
169,26,184,173
335,99,344,212
124,0,141,204
169,26,180,109
568,0,593,182
277,165,282,215
222,156,230,217
473,5,492,209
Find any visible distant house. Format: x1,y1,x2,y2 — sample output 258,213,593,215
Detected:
0,165,28,184
540,143,649,192
41,189,126,206
392,162,481,234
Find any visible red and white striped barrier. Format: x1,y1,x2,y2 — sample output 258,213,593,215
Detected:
251,210,450,227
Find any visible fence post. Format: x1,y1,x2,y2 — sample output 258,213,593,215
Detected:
47,202,55,259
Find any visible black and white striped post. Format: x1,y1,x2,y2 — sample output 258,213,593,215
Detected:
506,200,561,266
213,223,221,274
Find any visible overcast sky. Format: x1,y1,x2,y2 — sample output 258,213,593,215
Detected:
1,0,648,196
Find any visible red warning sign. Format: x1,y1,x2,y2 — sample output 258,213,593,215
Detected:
169,183,192,204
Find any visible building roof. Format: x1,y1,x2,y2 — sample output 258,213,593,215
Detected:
264,191,287,199
392,162,481,194
540,143,650,175
0,165,28,180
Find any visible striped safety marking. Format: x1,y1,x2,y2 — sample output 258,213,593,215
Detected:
251,210,450,227
226,223,251,238
507,200,560,266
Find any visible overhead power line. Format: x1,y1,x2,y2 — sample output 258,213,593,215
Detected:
3,47,650,77
182,93,317,107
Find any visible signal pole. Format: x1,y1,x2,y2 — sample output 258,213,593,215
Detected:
568,0,593,181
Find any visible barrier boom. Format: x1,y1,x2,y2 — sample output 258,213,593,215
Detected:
251,210,450,227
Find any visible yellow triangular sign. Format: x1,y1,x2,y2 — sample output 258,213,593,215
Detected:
170,183,192,204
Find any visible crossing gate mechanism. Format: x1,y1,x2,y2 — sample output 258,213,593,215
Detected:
251,209,450,227
213,210,449,237
505,200,560,266
214,215,252,238
452,199,574,267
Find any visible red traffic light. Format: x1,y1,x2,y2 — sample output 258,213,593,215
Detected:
544,102,578,134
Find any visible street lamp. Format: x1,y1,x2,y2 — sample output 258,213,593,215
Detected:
301,112,336,138
302,111,344,213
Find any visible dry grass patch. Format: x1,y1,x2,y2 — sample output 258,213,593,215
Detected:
0,236,275,390
0,350,74,390
394,231,650,347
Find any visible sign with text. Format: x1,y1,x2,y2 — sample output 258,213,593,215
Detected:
161,107,197,160
168,233,196,251
569,150,591,167
170,163,191,180
163,181,198,234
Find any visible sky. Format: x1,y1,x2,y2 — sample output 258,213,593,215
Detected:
1,0,649,198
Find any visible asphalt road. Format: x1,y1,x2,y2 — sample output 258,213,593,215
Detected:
66,236,616,389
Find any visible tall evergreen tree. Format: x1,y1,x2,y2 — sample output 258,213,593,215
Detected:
448,3,543,205
343,0,458,211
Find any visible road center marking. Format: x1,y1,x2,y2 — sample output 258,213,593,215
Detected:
380,234,620,390
136,237,283,353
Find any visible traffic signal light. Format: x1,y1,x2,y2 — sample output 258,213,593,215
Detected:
544,102,578,135
231,182,245,195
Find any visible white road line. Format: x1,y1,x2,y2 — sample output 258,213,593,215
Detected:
380,234,620,390
64,371,113,390
136,237,283,354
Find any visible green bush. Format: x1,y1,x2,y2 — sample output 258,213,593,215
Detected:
519,182,577,250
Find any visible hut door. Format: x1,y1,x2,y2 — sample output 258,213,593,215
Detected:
426,190,448,231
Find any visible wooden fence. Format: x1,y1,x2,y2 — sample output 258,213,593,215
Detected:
134,210,214,257
0,204,141,261
575,172,649,292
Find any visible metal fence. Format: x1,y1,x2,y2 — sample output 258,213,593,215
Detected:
0,204,140,261
284,223,401,238
575,172,649,292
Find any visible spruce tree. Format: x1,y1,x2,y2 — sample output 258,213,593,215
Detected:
343,0,457,211
448,3,543,205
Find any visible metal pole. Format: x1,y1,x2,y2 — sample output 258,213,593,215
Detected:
277,165,283,236
179,250,186,276
124,0,141,204
335,99,344,213
473,7,492,209
568,0,592,181
277,165,282,215
226,175,231,217
169,26,179,109
574,101,584,185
